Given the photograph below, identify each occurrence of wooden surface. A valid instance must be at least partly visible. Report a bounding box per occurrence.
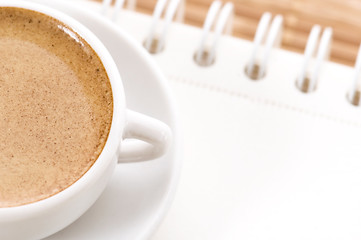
[101,0,361,66]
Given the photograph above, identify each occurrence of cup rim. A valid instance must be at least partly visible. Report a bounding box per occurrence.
[0,0,125,217]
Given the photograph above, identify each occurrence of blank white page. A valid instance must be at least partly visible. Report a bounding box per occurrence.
[86,3,361,239]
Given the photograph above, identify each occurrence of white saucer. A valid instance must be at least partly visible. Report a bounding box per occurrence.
[24,1,182,239]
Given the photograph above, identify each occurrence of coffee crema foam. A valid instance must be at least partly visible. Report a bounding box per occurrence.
[0,7,113,207]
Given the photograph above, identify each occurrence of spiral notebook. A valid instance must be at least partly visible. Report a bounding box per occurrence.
[85,0,361,239]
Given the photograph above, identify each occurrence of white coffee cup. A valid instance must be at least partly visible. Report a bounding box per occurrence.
[0,1,171,240]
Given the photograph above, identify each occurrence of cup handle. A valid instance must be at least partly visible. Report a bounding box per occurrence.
[117,110,172,163]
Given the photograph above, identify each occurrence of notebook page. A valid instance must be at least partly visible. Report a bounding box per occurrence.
[86,3,361,239]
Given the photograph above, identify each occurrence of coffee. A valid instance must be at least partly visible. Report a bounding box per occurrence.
[0,7,113,207]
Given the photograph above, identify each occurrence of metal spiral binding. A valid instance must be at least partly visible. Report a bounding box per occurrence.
[98,1,361,109]
[348,44,361,106]
[245,12,283,80]
[101,0,137,21]
[296,25,333,93]
[194,1,234,66]
[143,0,185,54]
